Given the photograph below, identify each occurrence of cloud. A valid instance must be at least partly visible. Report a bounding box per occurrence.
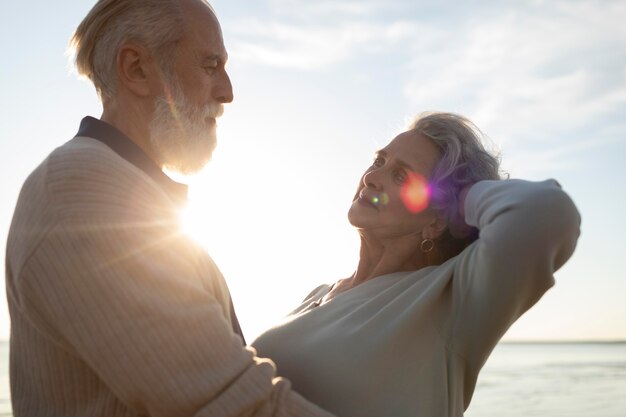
[503,132,624,177]
[402,0,626,151]
[223,0,418,70]
[267,0,402,19]
[223,0,626,174]
[227,18,419,70]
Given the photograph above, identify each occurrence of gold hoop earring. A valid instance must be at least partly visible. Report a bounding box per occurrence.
[420,239,434,253]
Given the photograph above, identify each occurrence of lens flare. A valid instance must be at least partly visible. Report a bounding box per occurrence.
[400,172,430,213]
[371,193,389,206]
[163,84,181,126]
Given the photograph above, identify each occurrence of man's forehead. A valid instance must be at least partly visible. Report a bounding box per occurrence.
[179,0,226,54]
[180,0,220,30]
[180,0,215,14]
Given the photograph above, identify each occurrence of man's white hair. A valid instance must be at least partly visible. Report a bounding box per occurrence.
[149,78,223,174]
[69,0,211,100]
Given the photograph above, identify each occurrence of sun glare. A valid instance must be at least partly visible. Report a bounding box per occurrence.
[180,203,209,247]
[400,172,431,213]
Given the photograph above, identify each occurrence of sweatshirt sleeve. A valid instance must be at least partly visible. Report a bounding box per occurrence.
[448,179,580,367]
[15,151,335,417]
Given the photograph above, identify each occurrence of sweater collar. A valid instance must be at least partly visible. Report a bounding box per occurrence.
[76,116,188,206]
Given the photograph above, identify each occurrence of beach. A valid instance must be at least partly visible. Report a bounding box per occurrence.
[1,341,625,416]
[0,341,9,417]
[465,342,626,417]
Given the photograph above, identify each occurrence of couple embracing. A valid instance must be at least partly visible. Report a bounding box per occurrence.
[5,1,580,416]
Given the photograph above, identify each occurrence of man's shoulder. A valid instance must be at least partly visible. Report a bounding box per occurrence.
[48,136,133,175]
[42,136,155,191]
[22,136,166,213]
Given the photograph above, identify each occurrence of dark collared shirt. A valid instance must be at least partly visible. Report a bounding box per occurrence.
[75,116,245,343]
[76,116,188,206]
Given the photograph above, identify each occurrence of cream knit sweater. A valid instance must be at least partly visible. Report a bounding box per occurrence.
[6,137,334,417]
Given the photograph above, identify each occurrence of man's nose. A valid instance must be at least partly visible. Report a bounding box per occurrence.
[214,69,233,103]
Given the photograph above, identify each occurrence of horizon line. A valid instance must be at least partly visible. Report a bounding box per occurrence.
[0,338,625,344]
[500,339,626,344]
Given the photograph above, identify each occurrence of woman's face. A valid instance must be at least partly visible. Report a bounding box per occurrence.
[348,130,442,239]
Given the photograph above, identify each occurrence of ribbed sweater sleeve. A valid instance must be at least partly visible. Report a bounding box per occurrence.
[6,139,334,417]
[448,179,581,372]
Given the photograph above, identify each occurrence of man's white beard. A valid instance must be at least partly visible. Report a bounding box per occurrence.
[149,79,223,175]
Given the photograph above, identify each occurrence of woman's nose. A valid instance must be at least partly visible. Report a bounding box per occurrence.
[363,168,382,190]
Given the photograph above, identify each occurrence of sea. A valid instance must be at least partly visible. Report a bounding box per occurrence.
[1,341,625,416]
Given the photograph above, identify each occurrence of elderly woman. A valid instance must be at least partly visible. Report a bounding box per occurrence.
[252,112,581,417]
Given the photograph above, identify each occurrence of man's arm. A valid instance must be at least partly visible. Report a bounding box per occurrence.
[16,154,333,417]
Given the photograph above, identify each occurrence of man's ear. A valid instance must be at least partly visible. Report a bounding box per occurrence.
[116,43,158,97]
[422,214,447,240]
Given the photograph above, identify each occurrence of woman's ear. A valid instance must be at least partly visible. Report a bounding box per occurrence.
[116,43,158,97]
[422,214,446,240]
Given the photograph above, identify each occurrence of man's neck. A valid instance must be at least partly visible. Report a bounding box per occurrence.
[101,99,160,169]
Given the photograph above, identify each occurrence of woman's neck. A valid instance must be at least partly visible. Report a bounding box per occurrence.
[349,231,431,289]
[355,245,421,282]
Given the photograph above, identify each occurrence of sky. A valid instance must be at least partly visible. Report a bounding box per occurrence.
[1,0,625,342]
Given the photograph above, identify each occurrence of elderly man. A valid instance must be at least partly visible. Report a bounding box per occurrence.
[5,0,334,416]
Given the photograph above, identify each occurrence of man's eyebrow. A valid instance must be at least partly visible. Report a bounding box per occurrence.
[200,53,228,64]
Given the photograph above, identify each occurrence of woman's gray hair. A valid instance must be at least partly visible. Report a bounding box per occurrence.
[69,0,193,100]
[408,111,503,262]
